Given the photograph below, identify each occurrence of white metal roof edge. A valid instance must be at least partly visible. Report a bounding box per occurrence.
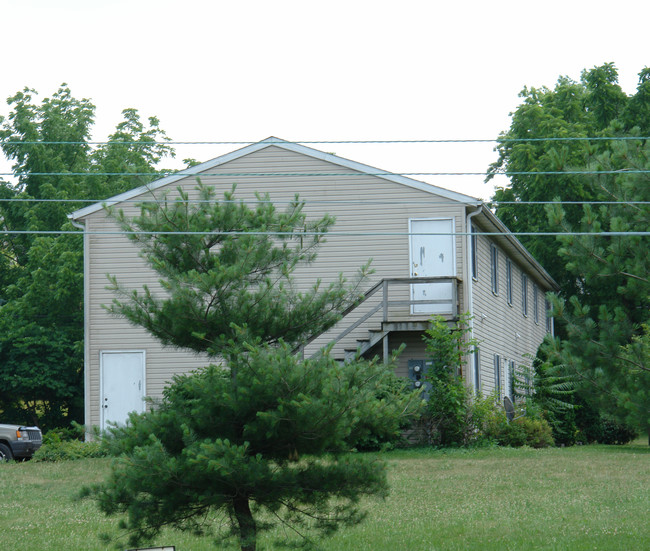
[69,136,479,220]
[269,139,480,204]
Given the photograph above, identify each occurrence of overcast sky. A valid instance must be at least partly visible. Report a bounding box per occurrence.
[1,0,648,200]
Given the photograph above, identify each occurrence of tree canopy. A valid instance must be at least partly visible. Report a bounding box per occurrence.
[544,137,649,438]
[488,63,650,439]
[488,63,650,298]
[0,85,174,428]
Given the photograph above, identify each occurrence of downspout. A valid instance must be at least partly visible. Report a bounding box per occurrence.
[70,218,90,439]
[466,205,483,391]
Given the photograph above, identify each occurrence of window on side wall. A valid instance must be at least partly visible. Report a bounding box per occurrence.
[490,244,499,295]
[545,299,553,334]
[524,363,532,396]
[506,258,513,306]
[509,359,516,398]
[471,225,478,280]
[534,285,539,324]
[494,354,501,398]
[521,273,528,317]
[473,347,481,394]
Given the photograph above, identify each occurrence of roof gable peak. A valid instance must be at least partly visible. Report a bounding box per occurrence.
[70,136,479,220]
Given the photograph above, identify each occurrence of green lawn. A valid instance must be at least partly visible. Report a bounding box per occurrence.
[1,444,648,550]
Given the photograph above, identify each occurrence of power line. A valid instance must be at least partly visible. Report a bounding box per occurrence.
[1,198,649,206]
[2,170,649,177]
[1,229,648,237]
[1,137,649,145]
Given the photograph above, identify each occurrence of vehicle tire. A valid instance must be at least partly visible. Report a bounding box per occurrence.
[0,443,13,462]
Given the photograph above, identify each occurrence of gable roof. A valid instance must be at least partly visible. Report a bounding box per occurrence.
[68,136,557,291]
[69,136,479,220]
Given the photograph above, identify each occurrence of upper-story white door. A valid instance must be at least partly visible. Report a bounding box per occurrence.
[409,218,455,314]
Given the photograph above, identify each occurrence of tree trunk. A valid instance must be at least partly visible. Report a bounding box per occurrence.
[233,495,256,551]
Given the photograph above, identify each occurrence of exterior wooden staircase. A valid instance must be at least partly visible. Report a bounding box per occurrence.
[304,276,461,362]
[345,321,432,361]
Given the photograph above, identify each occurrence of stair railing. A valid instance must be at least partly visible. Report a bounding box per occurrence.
[304,276,459,356]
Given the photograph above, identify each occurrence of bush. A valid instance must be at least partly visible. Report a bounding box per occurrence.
[422,376,472,447]
[482,408,555,448]
[418,316,555,449]
[354,372,422,451]
[517,417,555,448]
[33,439,108,462]
[595,418,638,445]
[419,314,480,447]
[32,424,109,462]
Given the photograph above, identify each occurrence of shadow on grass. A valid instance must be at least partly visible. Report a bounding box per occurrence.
[371,441,650,460]
[603,444,650,455]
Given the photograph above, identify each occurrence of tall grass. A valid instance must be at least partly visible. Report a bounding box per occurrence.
[0,444,648,550]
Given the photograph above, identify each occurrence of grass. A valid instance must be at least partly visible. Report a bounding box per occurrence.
[0,444,648,550]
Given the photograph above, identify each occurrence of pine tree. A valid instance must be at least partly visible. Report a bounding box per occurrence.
[85,183,421,551]
[544,137,650,441]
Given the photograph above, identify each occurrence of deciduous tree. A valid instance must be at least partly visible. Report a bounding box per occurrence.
[487,64,650,439]
[0,85,173,427]
[488,63,650,299]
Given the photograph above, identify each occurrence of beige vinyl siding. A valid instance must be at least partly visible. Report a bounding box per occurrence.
[361,331,430,378]
[83,214,210,428]
[80,146,467,425]
[470,228,550,396]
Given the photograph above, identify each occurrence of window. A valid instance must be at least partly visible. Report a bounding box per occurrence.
[473,347,481,393]
[494,354,501,398]
[508,360,516,398]
[506,259,513,305]
[490,244,499,295]
[545,299,553,334]
[471,225,478,280]
[521,273,528,316]
[533,285,539,324]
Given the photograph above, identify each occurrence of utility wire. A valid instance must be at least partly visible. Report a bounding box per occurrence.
[2,170,649,177]
[1,230,648,237]
[2,137,649,145]
[0,198,649,206]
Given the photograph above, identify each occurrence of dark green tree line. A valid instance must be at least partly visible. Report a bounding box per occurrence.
[544,137,649,440]
[488,63,650,439]
[488,63,650,298]
[0,85,174,428]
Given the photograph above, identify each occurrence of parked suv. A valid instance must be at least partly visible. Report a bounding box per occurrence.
[0,423,43,461]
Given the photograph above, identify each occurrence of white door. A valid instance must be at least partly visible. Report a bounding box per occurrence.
[409,219,455,314]
[101,351,145,430]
